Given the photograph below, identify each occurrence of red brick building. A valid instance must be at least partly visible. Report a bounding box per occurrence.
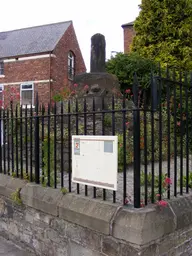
[121,21,135,53]
[0,20,86,106]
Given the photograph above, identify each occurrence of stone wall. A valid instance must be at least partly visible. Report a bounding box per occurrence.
[0,174,192,255]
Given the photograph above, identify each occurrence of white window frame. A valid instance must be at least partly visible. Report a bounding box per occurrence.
[68,51,75,80]
[20,82,34,108]
[0,84,4,96]
[0,84,4,109]
[0,61,4,76]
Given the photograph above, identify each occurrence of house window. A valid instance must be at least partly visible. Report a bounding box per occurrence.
[68,51,75,80]
[0,62,4,75]
[0,84,4,102]
[20,83,34,106]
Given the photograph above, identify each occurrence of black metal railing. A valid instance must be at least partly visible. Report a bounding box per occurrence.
[0,68,192,208]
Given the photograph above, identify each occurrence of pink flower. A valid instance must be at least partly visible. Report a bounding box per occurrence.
[125,89,131,94]
[124,198,129,205]
[71,90,76,95]
[16,93,20,100]
[74,83,78,87]
[165,177,172,185]
[156,194,160,198]
[178,103,181,108]
[84,85,89,91]
[126,122,130,126]
[177,121,181,126]
[157,200,168,207]
[11,87,16,92]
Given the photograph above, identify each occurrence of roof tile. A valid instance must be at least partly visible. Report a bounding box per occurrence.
[0,20,72,59]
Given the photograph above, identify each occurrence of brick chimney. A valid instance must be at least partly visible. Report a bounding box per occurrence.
[122,21,135,53]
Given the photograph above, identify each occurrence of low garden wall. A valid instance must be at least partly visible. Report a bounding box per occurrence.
[0,174,192,255]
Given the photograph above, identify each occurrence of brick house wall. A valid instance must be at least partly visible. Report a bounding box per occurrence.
[122,23,136,53]
[51,23,86,98]
[0,21,86,107]
[0,56,51,106]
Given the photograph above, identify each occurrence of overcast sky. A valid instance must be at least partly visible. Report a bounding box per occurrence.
[0,0,141,71]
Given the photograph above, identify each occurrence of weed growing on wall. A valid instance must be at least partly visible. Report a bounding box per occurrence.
[11,188,22,205]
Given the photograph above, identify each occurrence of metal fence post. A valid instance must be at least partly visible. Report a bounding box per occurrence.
[151,76,158,111]
[34,94,40,184]
[133,73,141,208]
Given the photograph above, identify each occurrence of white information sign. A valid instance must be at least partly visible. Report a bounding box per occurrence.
[72,136,118,190]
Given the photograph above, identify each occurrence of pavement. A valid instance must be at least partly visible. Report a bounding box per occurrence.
[0,237,34,256]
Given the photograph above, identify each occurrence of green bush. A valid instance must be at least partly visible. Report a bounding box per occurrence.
[117,107,175,171]
[140,172,171,205]
[140,171,167,188]
[179,172,192,189]
[41,134,55,187]
[132,0,192,71]
[106,52,157,92]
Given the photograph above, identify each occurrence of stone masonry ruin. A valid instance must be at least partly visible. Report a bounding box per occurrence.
[73,33,121,110]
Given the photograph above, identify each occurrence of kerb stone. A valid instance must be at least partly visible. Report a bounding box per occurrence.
[20,183,57,215]
[20,184,47,211]
[168,195,192,230]
[0,174,10,197]
[58,194,118,235]
[113,206,175,245]
[41,188,63,216]
[21,184,63,216]
[0,174,27,198]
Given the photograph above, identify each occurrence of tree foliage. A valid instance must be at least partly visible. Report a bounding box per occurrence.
[106,52,157,92]
[132,0,192,71]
